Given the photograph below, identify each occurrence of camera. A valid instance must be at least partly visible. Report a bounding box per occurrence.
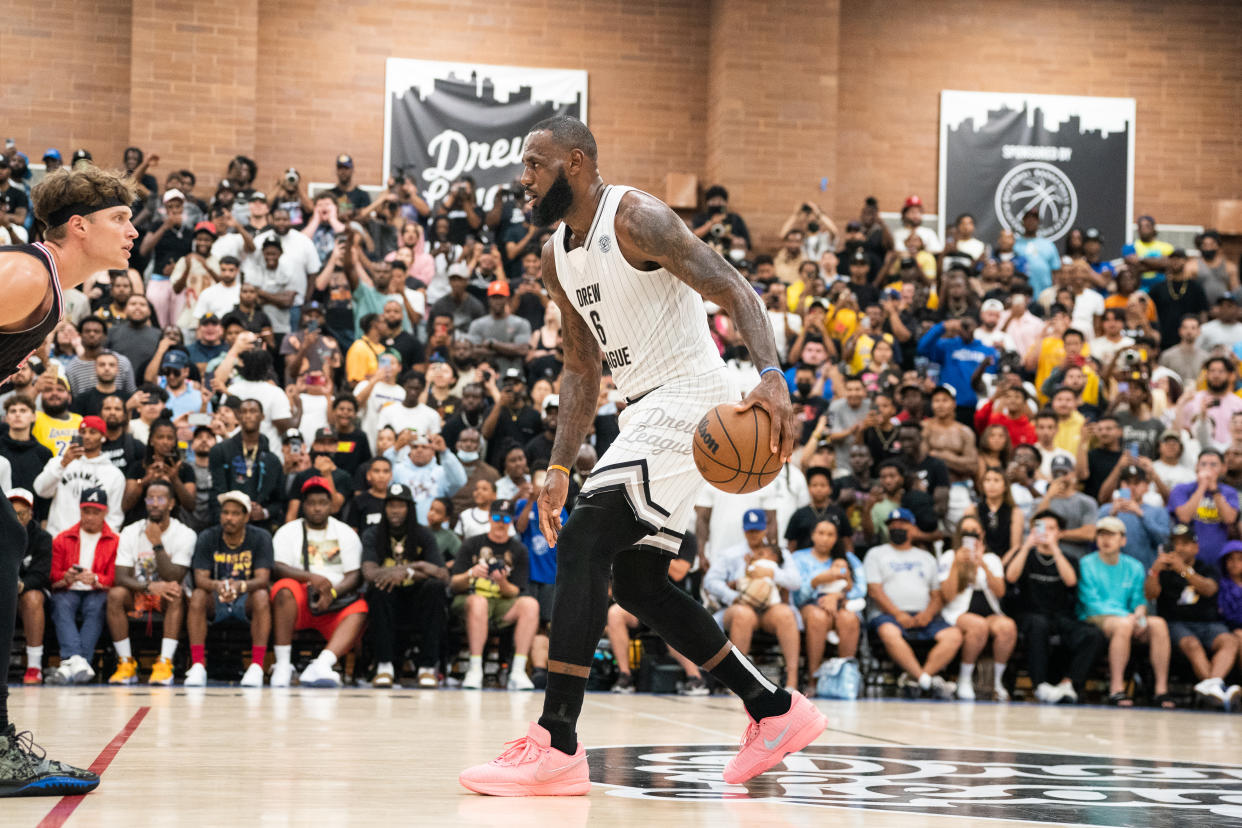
[284,168,299,187]
[1117,348,1142,370]
[487,560,506,577]
[802,203,813,213]
[709,223,726,238]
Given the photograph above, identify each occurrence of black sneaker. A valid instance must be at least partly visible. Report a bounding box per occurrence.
[679,676,710,696]
[0,724,100,797]
[611,673,636,694]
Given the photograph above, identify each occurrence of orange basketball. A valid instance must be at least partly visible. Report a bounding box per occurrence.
[693,403,782,494]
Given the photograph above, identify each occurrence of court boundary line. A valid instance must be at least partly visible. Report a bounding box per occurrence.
[37,705,150,828]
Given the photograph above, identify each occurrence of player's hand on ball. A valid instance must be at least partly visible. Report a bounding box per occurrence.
[538,468,569,547]
[736,371,796,463]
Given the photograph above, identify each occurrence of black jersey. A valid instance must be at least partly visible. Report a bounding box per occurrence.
[0,243,64,383]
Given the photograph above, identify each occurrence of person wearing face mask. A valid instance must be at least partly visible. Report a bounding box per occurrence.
[1187,230,1239,307]
[865,508,963,699]
[450,428,500,517]
[690,185,751,257]
[285,427,353,523]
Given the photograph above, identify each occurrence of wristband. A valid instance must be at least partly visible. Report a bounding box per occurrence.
[548,464,570,476]
[759,366,783,380]
[329,587,338,599]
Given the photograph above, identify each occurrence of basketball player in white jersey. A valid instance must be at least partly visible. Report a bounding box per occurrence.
[460,116,826,796]
[0,165,136,797]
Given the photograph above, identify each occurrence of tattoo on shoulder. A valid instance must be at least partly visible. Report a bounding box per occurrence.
[615,192,742,299]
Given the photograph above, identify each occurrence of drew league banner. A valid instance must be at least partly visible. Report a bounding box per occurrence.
[383,58,587,211]
[938,91,1135,252]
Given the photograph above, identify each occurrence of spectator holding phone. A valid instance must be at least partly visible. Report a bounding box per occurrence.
[35,416,126,537]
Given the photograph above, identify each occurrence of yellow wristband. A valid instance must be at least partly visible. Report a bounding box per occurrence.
[329,587,337,599]
[548,464,571,476]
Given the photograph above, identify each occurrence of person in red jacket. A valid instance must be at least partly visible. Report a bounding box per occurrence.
[974,380,1036,447]
[46,488,118,686]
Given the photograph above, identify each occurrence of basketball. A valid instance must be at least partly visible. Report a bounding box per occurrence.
[693,402,782,494]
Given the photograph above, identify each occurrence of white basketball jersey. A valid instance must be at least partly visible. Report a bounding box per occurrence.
[551,185,723,399]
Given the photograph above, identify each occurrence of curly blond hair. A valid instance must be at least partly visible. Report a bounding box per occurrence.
[32,167,136,241]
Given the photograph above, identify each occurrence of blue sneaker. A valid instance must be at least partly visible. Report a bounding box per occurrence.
[0,724,100,797]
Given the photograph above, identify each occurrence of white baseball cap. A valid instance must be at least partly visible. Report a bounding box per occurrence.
[7,488,34,508]
[217,490,252,512]
[163,188,186,204]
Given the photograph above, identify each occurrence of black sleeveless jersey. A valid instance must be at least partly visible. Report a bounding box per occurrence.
[0,243,65,383]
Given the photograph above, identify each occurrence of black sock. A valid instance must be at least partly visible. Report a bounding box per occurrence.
[709,646,791,721]
[538,672,588,755]
[0,687,7,732]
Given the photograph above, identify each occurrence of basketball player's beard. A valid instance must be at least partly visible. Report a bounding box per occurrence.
[531,170,574,226]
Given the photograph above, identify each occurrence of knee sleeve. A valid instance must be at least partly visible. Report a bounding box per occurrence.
[610,546,727,666]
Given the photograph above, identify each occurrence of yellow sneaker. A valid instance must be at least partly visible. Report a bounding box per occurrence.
[148,657,175,686]
[109,657,138,685]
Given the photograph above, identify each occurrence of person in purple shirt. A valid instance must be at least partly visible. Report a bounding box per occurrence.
[1167,449,1240,572]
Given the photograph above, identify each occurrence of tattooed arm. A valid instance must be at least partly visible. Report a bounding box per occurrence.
[613,190,797,460]
[536,237,602,545]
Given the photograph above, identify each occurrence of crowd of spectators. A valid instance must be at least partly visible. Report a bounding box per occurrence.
[4,142,1242,707]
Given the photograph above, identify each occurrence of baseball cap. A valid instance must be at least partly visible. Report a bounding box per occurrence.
[487,280,511,297]
[1050,455,1075,475]
[193,221,217,238]
[198,312,221,326]
[502,367,523,384]
[300,476,333,497]
[217,490,252,512]
[71,148,92,164]
[490,499,515,518]
[742,509,767,531]
[981,298,1005,314]
[162,188,186,204]
[407,429,431,446]
[1084,227,1102,242]
[850,248,868,264]
[1218,290,1240,305]
[902,195,923,210]
[1169,247,1188,259]
[384,483,414,504]
[261,237,282,251]
[1221,540,1242,559]
[931,384,957,400]
[542,394,560,414]
[161,350,189,371]
[79,415,106,434]
[336,153,354,168]
[1119,464,1147,482]
[447,263,469,280]
[1159,429,1182,442]
[248,191,267,202]
[7,488,34,508]
[313,426,336,443]
[845,221,863,232]
[42,149,61,162]
[80,487,108,510]
[886,507,916,525]
[1171,523,1197,543]
[282,428,303,445]
[1096,516,1127,536]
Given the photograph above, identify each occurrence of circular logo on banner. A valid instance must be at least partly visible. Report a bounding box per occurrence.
[994,161,1078,242]
[587,744,1242,825]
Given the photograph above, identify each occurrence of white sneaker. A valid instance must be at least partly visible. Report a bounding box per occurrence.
[184,663,208,687]
[1224,684,1242,711]
[239,662,265,688]
[994,685,1010,702]
[1055,682,1078,704]
[507,668,534,691]
[461,665,484,690]
[826,630,840,646]
[299,660,341,688]
[416,667,438,688]
[956,680,976,701]
[270,662,294,688]
[1034,682,1059,703]
[930,676,957,700]
[45,662,75,686]
[1194,677,1227,708]
[70,655,95,684]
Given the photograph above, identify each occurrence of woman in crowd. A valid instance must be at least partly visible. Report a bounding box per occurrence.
[938,514,1016,700]
[526,300,563,385]
[791,517,865,697]
[977,425,1013,488]
[123,418,197,519]
[970,467,1024,559]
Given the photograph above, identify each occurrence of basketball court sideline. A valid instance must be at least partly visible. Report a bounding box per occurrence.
[6,687,1241,827]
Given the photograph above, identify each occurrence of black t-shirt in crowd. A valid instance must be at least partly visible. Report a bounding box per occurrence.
[70,388,112,417]
[1156,559,1220,623]
[361,521,443,570]
[524,431,555,469]
[908,455,950,497]
[1017,548,1079,617]
[1115,413,1164,460]
[345,490,385,535]
[486,405,543,467]
[124,459,197,524]
[0,184,30,215]
[451,534,530,595]
[791,394,829,444]
[191,524,275,582]
[331,429,372,477]
[102,433,145,480]
[784,503,849,551]
[1084,447,1122,500]
[1149,279,1209,349]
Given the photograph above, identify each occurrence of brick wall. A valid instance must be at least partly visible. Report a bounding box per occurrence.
[836,0,1242,235]
[2,0,1239,248]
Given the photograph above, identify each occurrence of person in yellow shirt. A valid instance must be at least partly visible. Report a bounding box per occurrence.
[1122,215,1175,289]
[32,373,83,455]
[344,313,390,384]
[1050,386,1085,453]
[786,260,822,314]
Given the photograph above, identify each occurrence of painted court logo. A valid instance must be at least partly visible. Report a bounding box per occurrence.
[994,160,1078,242]
[586,744,1242,827]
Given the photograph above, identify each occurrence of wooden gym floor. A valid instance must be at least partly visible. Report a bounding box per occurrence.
[6,685,1242,827]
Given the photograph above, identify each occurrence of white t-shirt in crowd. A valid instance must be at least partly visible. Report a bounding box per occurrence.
[227,378,292,448]
[893,226,943,255]
[695,475,784,562]
[272,517,362,584]
[1069,290,1104,338]
[193,281,242,320]
[936,548,1004,625]
[358,380,407,446]
[72,530,102,591]
[1088,335,1134,368]
[297,393,329,445]
[116,519,196,584]
[377,403,442,440]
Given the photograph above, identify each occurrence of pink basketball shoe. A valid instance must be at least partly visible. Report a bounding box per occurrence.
[722,691,827,785]
[459,722,591,796]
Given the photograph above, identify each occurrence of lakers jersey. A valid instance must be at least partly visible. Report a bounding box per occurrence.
[551,186,723,400]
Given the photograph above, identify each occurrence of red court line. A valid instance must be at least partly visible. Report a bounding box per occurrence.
[37,705,150,828]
